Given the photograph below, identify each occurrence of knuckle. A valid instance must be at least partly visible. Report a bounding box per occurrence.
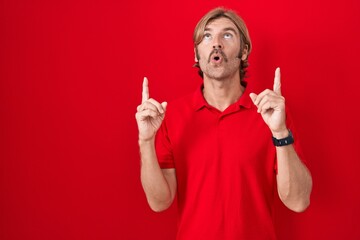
[148,98,159,105]
[143,101,153,108]
[135,112,142,120]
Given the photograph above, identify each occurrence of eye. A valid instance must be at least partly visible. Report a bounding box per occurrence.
[203,33,212,40]
[224,33,233,39]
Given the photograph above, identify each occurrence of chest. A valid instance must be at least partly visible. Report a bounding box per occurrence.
[167,108,275,173]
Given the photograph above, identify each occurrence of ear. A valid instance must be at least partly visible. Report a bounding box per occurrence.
[194,47,199,62]
[241,45,248,61]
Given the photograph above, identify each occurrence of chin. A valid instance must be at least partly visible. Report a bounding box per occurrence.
[202,64,239,80]
[205,71,233,80]
[203,68,224,79]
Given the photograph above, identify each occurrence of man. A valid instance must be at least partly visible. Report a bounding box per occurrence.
[135,7,312,240]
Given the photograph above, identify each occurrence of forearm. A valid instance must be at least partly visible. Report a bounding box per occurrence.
[276,144,312,212]
[139,139,174,212]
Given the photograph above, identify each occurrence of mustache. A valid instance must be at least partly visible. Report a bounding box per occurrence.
[207,49,228,63]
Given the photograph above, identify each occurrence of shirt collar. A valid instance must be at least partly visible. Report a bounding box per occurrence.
[192,83,253,111]
[193,85,208,111]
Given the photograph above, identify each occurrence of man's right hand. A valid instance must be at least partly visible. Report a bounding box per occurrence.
[135,77,167,142]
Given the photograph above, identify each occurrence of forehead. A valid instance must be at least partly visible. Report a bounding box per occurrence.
[205,17,239,33]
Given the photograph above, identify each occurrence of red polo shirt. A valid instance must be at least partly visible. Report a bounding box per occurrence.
[155,85,300,240]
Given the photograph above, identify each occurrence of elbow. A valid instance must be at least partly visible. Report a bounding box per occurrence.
[142,185,176,212]
[148,199,172,212]
[299,198,311,212]
[150,205,169,213]
[279,191,311,213]
[288,198,310,213]
[147,192,174,212]
[278,175,313,213]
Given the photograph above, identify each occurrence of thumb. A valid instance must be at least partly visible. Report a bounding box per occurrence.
[249,93,257,103]
[161,102,168,112]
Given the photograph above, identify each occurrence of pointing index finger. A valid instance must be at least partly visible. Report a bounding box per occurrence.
[273,67,282,95]
[142,77,149,103]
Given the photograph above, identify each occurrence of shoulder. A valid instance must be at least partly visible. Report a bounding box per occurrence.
[166,91,197,115]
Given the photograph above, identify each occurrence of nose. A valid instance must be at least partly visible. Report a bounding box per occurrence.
[212,35,223,50]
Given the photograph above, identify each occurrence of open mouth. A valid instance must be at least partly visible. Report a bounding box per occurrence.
[211,54,222,63]
[208,49,227,64]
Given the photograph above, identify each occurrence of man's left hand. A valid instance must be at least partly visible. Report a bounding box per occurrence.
[250,67,288,138]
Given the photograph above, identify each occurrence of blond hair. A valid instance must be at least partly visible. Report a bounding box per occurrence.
[193,7,252,82]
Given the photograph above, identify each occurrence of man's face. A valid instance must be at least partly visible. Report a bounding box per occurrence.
[196,17,244,80]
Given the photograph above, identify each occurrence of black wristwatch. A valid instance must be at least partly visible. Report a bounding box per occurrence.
[272,130,294,146]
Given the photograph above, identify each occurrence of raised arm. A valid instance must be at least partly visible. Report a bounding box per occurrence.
[249,68,312,212]
[135,77,177,212]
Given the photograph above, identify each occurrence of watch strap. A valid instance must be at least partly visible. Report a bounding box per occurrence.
[272,130,294,146]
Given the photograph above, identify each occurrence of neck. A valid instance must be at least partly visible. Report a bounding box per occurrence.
[203,76,244,112]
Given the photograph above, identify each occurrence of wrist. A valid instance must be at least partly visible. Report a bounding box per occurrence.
[138,137,155,146]
[271,128,289,139]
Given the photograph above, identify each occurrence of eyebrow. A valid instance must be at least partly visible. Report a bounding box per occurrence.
[204,27,238,35]
[223,27,238,35]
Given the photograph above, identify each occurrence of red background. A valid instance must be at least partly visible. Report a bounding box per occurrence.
[1,0,360,239]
